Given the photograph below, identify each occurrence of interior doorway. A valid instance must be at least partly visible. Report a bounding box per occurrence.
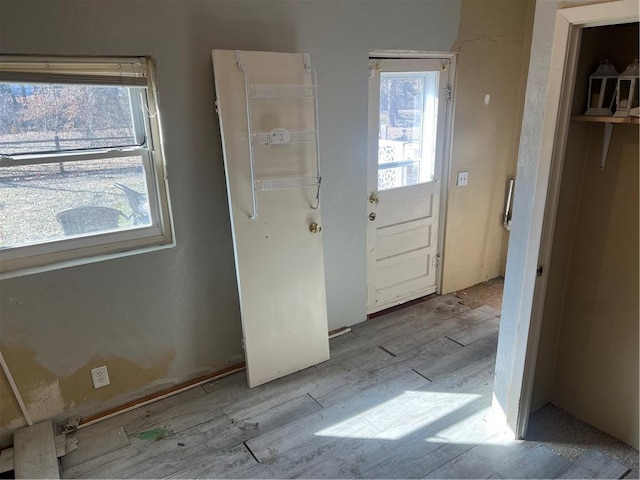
[366,55,455,315]
[494,0,639,440]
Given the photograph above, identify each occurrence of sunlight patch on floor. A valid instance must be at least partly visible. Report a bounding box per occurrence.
[314,391,482,441]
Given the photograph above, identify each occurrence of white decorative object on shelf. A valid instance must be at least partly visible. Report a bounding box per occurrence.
[614,59,639,117]
[585,60,619,116]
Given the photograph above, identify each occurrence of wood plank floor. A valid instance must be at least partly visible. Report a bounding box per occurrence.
[60,294,632,479]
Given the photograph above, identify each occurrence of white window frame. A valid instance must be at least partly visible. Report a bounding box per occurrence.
[0,56,174,278]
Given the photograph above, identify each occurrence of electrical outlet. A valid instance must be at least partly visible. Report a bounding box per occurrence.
[91,365,110,389]
[457,171,469,186]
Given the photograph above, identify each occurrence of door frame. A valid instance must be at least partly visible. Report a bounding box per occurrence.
[495,0,639,438]
[368,51,457,297]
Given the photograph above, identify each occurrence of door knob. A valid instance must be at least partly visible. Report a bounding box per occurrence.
[369,212,376,221]
[309,222,321,234]
[369,192,380,204]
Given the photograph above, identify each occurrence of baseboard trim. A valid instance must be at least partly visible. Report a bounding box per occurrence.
[78,362,246,429]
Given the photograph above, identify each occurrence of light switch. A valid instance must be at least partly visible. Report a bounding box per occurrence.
[457,171,468,186]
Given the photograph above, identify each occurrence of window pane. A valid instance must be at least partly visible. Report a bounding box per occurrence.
[0,156,151,248]
[378,71,439,191]
[0,83,143,155]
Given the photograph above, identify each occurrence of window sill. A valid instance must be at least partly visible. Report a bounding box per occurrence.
[0,235,175,279]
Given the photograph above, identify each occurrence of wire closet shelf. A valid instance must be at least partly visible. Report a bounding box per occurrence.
[236,51,321,220]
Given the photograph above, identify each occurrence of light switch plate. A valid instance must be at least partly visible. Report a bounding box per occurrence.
[457,171,468,186]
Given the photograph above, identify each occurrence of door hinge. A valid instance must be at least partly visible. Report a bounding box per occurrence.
[537,265,544,277]
[433,253,442,269]
[446,85,452,102]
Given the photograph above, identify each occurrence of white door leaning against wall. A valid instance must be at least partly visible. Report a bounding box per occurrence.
[212,50,329,388]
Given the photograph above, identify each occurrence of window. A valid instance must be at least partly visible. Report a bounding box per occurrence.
[377,71,439,190]
[0,56,173,277]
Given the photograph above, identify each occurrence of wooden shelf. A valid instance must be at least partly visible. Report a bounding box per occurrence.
[572,115,640,124]
[571,115,638,170]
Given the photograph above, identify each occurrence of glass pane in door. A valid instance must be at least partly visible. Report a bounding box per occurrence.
[377,71,439,190]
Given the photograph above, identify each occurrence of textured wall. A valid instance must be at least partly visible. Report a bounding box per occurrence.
[443,0,534,293]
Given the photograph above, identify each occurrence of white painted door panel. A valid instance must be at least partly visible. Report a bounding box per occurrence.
[212,50,329,388]
[367,58,450,314]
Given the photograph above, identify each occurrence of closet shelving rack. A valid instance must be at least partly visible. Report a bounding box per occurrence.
[236,52,321,219]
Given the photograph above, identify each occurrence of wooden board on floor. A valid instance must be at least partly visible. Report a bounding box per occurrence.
[13,420,60,479]
[0,448,14,474]
[65,413,247,479]
[556,449,630,479]
[61,425,130,470]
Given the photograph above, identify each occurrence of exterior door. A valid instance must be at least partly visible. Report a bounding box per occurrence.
[366,57,451,314]
[212,50,329,388]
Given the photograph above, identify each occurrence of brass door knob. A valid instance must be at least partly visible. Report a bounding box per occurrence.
[369,192,379,204]
[309,222,321,234]
[369,212,376,221]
